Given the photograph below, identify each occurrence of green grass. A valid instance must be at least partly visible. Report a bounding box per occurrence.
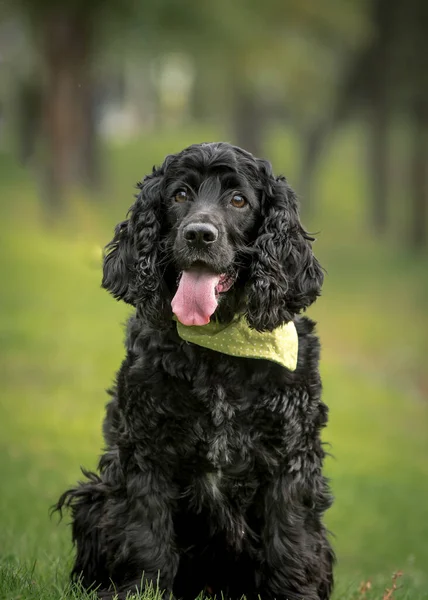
[1,125,428,599]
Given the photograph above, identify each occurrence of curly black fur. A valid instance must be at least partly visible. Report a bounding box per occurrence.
[55,142,334,600]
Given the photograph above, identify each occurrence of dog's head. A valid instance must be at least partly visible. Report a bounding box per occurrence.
[102,142,323,331]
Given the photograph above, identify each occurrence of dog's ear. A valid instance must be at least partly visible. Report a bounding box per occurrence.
[245,160,324,332]
[102,218,135,304]
[102,165,171,325]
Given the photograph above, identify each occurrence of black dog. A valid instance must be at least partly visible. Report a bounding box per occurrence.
[56,142,334,600]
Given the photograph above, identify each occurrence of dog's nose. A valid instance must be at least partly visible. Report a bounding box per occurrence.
[183,223,219,247]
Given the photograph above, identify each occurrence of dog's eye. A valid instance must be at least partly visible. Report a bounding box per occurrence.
[231,194,247,208]
[174,190,188,203]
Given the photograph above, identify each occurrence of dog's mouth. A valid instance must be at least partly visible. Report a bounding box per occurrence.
[171,266,234,326]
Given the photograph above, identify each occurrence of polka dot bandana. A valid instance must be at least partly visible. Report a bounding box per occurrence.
[175,315,298,371]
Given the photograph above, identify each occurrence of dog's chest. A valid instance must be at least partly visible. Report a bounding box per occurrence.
[150,347,296,476]
[190,384,267,514]
[204,387,240,467]
[205,469,224,498]
[192,378,288,477]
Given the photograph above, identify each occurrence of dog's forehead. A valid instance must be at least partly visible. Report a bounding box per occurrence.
[165,143,259,185]
[177,144,237,170]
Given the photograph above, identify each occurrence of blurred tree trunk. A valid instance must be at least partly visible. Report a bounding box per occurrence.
[41,11,96,211]
[366,0,394,236]
[298,121,329,217]
[17,79,42,165]
[190,62,210,122]
[333,0,394,235]
[79,81,99,189]
[367,76,389,235]
[232,80,264,157]
[407,0,428,249]
[410,101,428,249]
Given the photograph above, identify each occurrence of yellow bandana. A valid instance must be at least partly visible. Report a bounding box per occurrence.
[175,315,298,371]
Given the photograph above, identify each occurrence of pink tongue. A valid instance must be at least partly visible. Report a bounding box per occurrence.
[171,270,221,326]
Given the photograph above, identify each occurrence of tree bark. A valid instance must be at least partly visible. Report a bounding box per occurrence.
[41,10,96,212]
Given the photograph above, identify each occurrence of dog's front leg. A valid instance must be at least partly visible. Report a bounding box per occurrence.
[258,471,334,600]
[101,465,179,599]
